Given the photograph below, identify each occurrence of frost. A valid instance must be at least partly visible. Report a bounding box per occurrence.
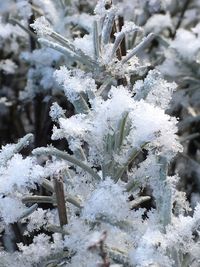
[129,228,173,267]
[16,1,32,19]
[115,21,142,37]
[20,48,62,100]
[94,0,112,16]
[0,197,26,224]
[133,70,177,109]
[41,159,70,178]
[0,144,17,166]
[129,153,160,187]
[128,101,181,158]
[18,233,63,265]
[52,114,88,144]
[74,34,94,57]
[166,204,200,252]
[30,16,53,36]
[0,19,24,40]
[49,102,66,122]
[1,0,200,266]
[192,22,200,36]
[24,208,52,233]
[64,229,100,267]
[54,66,97,102]
[87,86,181,164]
[0,154,42,195]
[50,83,179,165]
[0,97,12,107]
[83,178,129,222]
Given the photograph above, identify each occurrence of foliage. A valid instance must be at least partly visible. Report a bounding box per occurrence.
[1,1,200,267]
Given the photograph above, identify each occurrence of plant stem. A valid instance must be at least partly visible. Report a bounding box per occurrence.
[54,174,68,227]
[22,196,54,204]
[32,147,102,181]
[121,33,155,64]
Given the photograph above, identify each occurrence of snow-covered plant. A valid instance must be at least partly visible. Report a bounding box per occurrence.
[1,1,200,267]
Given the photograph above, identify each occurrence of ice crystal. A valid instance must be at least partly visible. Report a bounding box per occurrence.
[54,66,97,102]
[0,154,42,195]
[74,34,94,57]
[50,102,66,122]
[83,178,129,222]
[30,16,53,36]
[0,197,26,224]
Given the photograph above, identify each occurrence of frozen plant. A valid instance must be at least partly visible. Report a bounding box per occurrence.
[1,1,200,267]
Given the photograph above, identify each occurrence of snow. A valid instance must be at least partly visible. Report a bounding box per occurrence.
[55,114,88,143]
[133,69,177,109]
[30,16,53,36]
[18,233,63,265]
[54,66,97,102]
[0,144,17,166]
[87,86,181,165]
[49,102,66,122]
[115,21,141,37]
[24,208,52,233]
[74,34,94,57]
[1,0,200,266]
[94,0,111,16]
[0,197,27,224]
[82,178,130,222]
[0,154,42,195]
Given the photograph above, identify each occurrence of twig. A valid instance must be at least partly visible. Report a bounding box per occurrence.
[54,173,68,228]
